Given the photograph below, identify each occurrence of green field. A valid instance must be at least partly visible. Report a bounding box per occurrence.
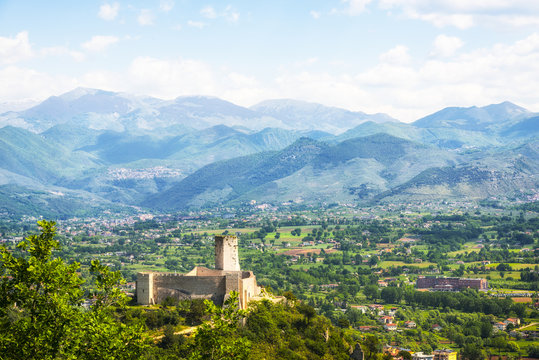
[379,260,436,269]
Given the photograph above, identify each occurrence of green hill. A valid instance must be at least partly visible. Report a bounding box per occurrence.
[143,134,459,210]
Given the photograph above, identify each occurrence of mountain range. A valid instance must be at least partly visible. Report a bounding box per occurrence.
[0,88,537,216]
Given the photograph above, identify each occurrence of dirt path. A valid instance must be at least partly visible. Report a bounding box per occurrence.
[516,322,537,331]
[152,325,198,341]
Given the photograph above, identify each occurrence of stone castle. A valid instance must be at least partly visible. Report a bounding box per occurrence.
[136,235,261,309]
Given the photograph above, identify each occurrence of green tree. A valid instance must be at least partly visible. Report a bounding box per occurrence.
[189,291,250,360]
[0,220,146,360]
[381,286,402,304]
[528,345,539,358]
[362,335,381,360]
[363,285,380,300]
[461,343,484,360]
[398,350,412,360]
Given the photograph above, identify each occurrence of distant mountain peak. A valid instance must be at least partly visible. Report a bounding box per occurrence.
[482,101,528,117]
[413,100,531,131]
[251,98,397,135]
[59,87,104,101]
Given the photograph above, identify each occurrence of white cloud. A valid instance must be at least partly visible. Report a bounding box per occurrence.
[40,46,85,62]
[201,6,217,19]
[0,66,77,102]
[81,35,119,52]
[160,0,174,12]
[431,35,463,57]
[379,0,539,13]
[200,5,240,23]
[0,31,33,65]
[378,0,539,28]
[187,20,206,29]
[5,33,539,123]
[342,0,373,15]
[410,12,474,29]
[310,10,321,19]
[138,9,155,26]
[227,72,258,87]
[498,15,539,27]
[379,45,410,64]
[126,56,216,98]
[266,32,539,121]
[223,6,240,23]
[98,3,119,21]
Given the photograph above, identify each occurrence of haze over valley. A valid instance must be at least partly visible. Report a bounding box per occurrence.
[0,87,537,217]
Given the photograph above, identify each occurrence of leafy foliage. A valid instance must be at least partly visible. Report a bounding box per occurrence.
[188,291,250,360]
[0,220,146,359]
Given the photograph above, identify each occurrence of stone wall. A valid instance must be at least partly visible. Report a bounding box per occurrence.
[137,272,231,305]
[153,273,228,305]
[239,271,259,309]
[136,270,260,308]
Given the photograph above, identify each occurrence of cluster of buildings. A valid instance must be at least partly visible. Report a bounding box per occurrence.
[107,166,182,180]
[416,276,488,291]
[494,318,520,331]
[382,346,457,360]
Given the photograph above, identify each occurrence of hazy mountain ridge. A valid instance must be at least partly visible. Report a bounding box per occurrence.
[413,101,532,132]
[375,140,539,203]
[0,88,537,214]
[143,134,464,210]
[251,99,397,134]
[0,88,396,135]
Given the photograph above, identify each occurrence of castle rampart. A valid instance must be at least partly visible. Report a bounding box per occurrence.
[136,235,260,308]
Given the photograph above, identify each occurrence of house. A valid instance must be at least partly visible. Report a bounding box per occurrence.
[494,322,506,331]
[431,324,443,331]
[350,305,368,313]
[383,345,400,357]
[369,304,385,313]
[412,352,434,360]
[404,320,417,329]
[358,326,374,332]
[433,349,457,360]
[379,315,394,324]
[384,323,397,331]
[505,318,520,326]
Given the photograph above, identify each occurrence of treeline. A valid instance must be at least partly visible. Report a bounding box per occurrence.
[143,296,356,360]
[410,223,482,250]
[403,289,526,317]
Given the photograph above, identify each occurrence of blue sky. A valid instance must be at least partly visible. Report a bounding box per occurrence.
[1,0,539,121]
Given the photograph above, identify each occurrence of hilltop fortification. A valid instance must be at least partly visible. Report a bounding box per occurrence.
[136,235,260,309]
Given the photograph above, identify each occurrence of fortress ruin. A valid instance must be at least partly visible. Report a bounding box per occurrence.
[136,235,261,309]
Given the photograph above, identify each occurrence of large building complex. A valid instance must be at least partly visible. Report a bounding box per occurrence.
[136,235,261,309]
[416,276,488,291]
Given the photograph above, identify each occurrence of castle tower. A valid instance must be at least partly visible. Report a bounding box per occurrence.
[215,235,240,271]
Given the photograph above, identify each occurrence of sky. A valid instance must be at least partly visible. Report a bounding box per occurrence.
[1,1,539,122]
